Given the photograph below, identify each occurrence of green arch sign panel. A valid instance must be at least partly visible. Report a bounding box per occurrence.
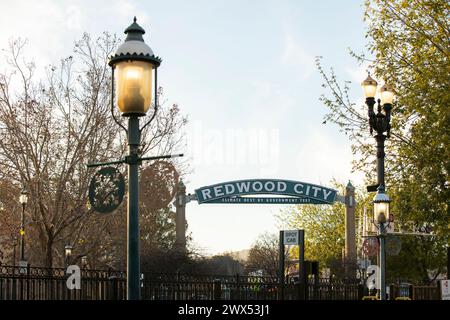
[195,179,337,204]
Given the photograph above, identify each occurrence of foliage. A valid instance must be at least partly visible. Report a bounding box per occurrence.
[386,235,446,283]
[276,181,371,276]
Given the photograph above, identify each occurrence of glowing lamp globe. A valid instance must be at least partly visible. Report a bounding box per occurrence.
[380,84,395,105]
[373,188,390,224]
[361,74,378,99]
[109,17,162,116]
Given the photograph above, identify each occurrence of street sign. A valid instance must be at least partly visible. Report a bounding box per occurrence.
[195,179,337,204]
[88,166,125,214]
[440,280,450,300]
[366,184,380,192]
[283,230,299,245]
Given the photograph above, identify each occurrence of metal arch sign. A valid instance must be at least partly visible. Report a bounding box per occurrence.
[194,179,337,204]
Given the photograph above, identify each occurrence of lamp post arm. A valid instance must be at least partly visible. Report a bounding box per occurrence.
[20,203,25,261]
[86,159,126,168]
[110,66,128,134]
[366,98,376,135]
[379,223,386,300]
[383,103,392,138]
[86,153,183,168]
[140,67,159,132]
[140,153,183,162]
[376,99,382,114]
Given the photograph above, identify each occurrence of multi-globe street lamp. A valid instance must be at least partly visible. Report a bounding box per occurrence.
[108,17,162,300]
[362,74,394,300]
[18,188,28,265]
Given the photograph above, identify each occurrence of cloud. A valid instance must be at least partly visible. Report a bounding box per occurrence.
[113,0,136,19]
[280,31,315,80]
[112,0,150,26]
[66,5,83,30]
[346,62,372,84]
[246,80,296,125]
[294,129,364,186]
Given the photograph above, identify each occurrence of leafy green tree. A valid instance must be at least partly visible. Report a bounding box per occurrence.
[276,181,371,276]
[316,0,449,281]
[278,203,345,271]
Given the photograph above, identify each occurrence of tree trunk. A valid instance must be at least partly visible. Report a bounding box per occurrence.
[45,238,53,268]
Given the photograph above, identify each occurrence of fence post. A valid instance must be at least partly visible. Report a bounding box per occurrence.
[176,272,180,300]
[447,247,450,280]
[357,284,364,300]
[328,275,333,300]
[108,276,118,300]
[313,274,319,300]
[437,281,441,300]
[235,273,240,300]
[389,284,395,300]
[213,279,222,300]
[26,264,30,300]
[279,231,285,301]
[409,284,414,300]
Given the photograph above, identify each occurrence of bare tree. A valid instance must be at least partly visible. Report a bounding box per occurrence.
[246,232,280,277]
[0,33,187,268]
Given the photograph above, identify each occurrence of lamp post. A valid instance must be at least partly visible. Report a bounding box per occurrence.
[373,185,390,300]
[81,255,88,269]
[12,238,17,266]
[65,244,73,267]
[18,188,28,264]
[108,17,162,300]
[361,74,394,300]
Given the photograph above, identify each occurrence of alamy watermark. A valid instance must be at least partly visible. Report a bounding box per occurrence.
[66,265,81,290]
[187,121,280,175]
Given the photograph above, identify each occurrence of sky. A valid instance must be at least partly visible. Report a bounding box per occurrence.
[0,0,371,255]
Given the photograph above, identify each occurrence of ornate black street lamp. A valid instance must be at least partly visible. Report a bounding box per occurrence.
[18,188,28,264]
[108,17,161,301]
[362,74,394,300]
[362,74,394,188]
[87,17,182,300]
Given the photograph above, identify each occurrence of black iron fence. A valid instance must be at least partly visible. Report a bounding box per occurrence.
[0,265,440,300]
[0,265,125,300]
[389,283,440,300]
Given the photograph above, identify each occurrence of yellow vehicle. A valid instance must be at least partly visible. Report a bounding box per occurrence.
[362,295,380,300]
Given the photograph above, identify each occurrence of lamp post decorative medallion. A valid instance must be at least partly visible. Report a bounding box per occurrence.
[385,236,401,256]
[88,166,125,213]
